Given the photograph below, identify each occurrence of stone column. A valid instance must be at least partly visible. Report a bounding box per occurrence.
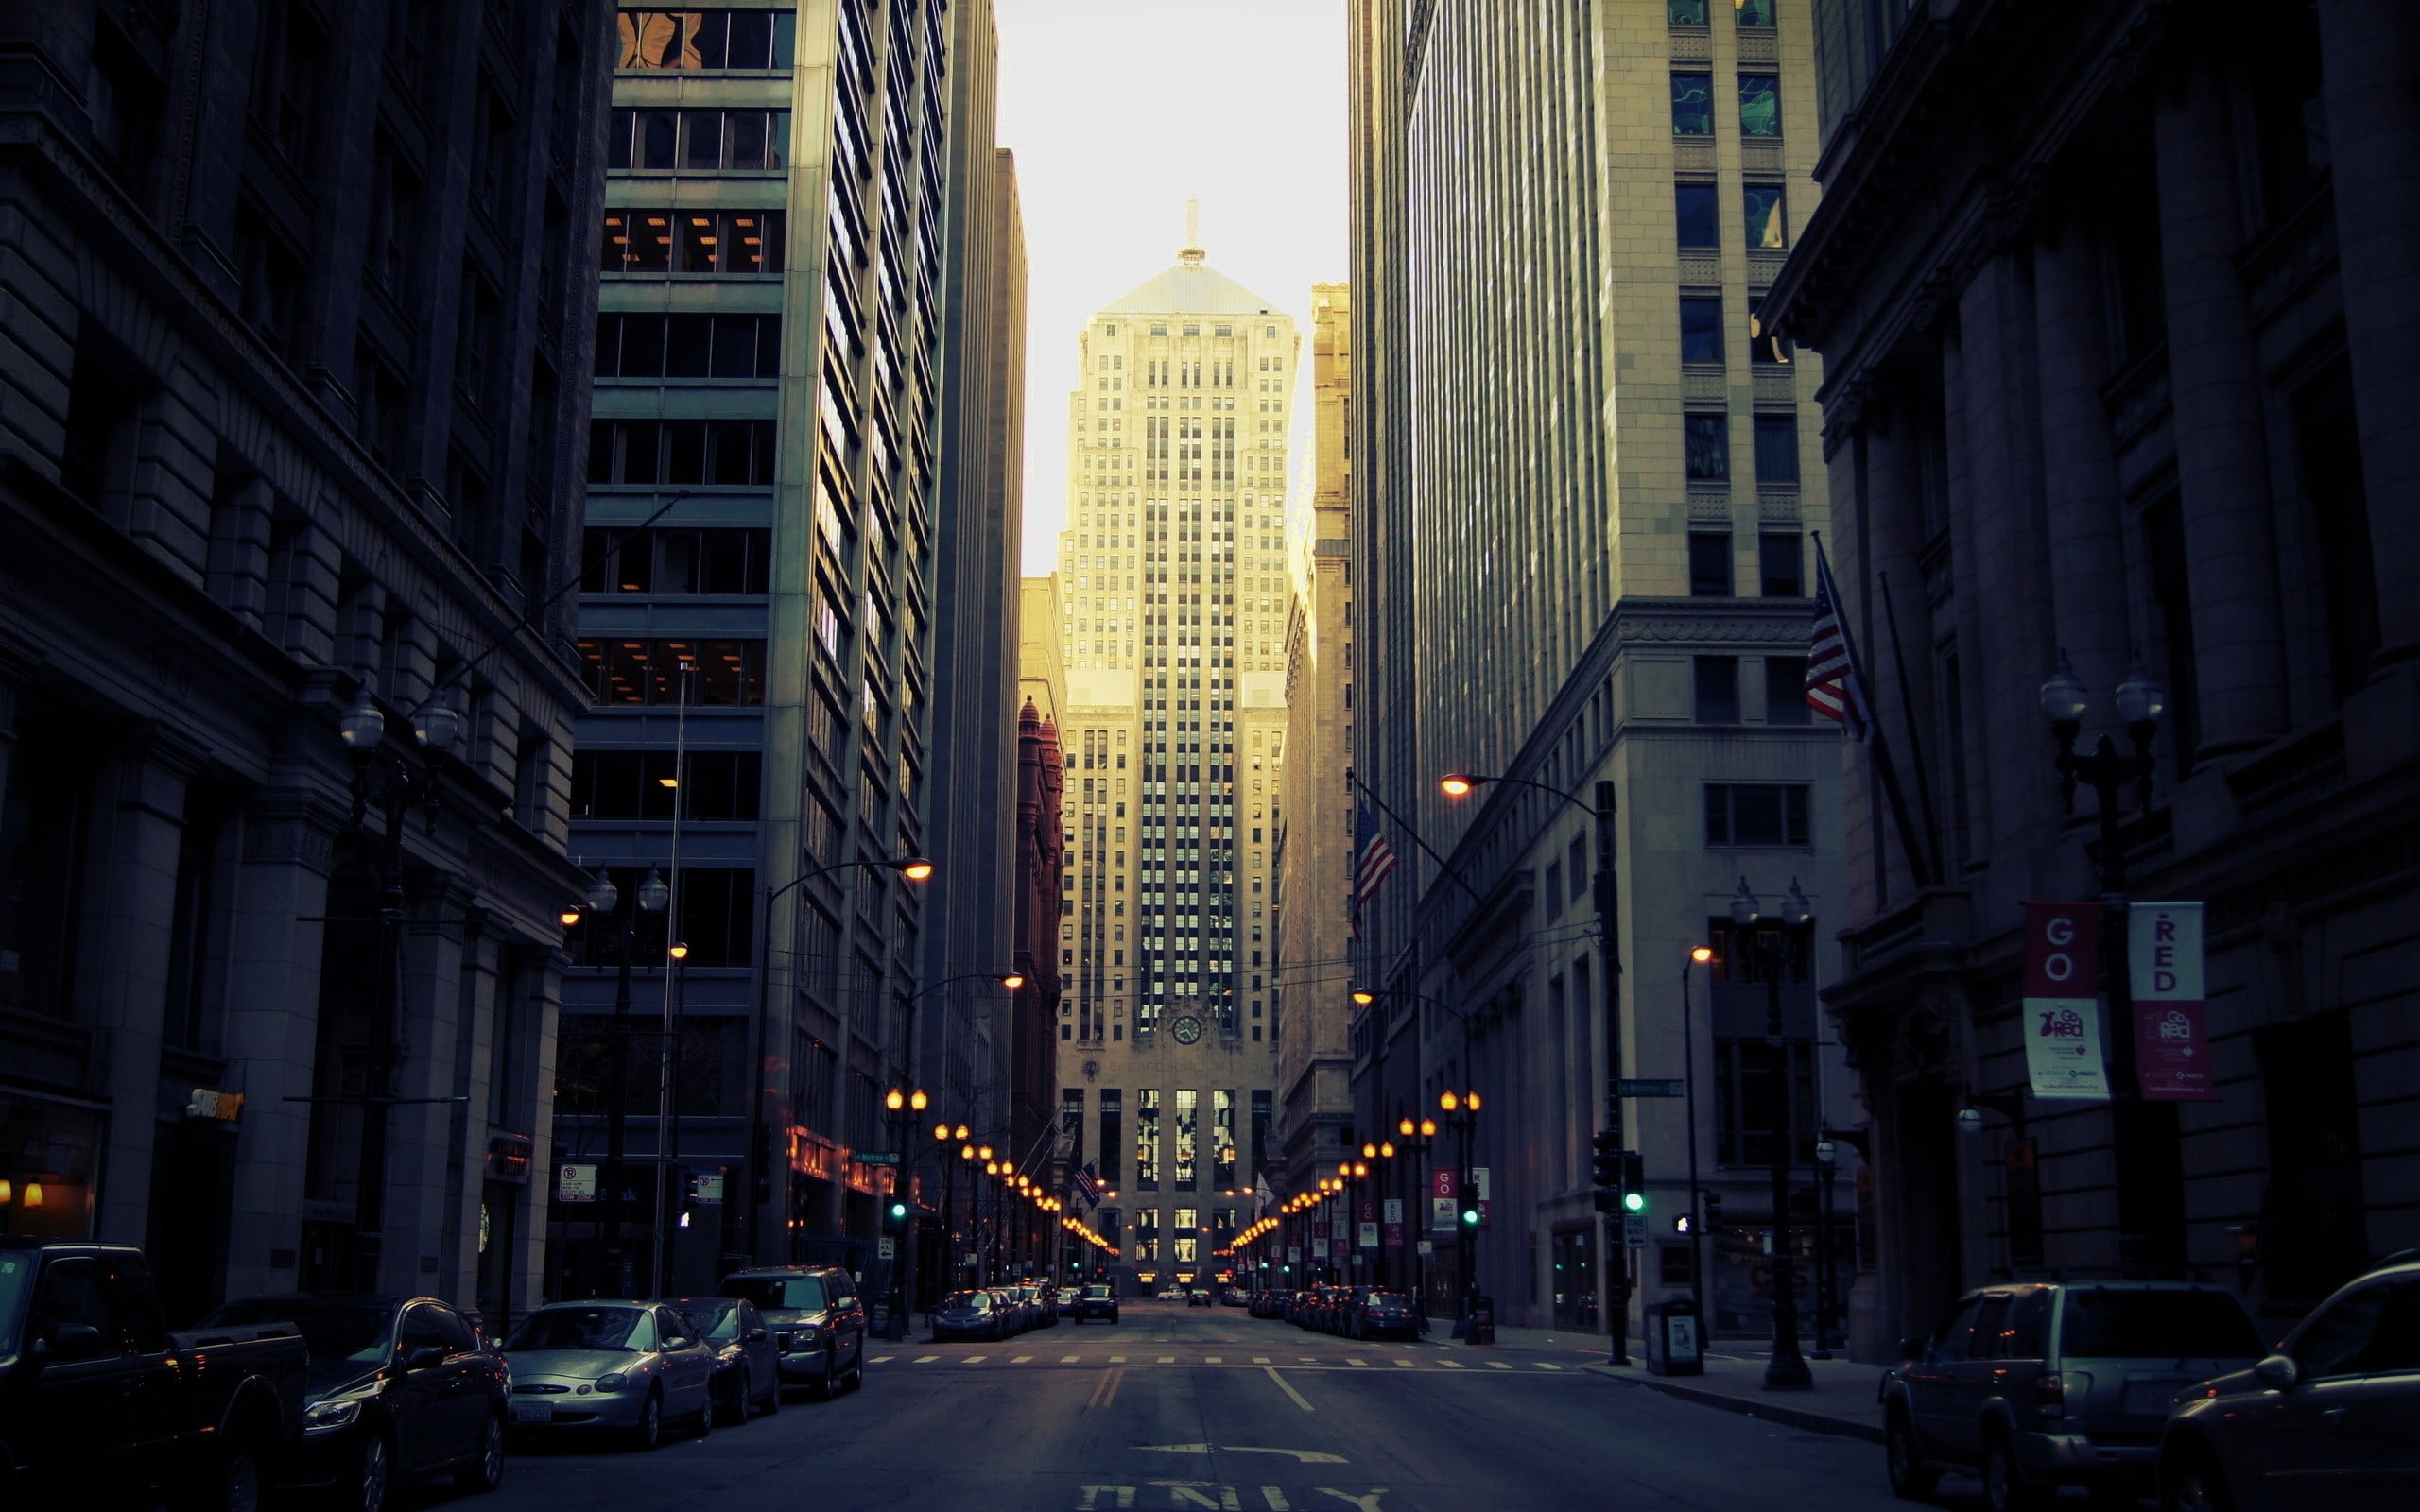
[2154,63,2290,752]
[447,919,502,1316]
[2314,0,2420,666]
[83,726,206,1245]
[221,793,341,1300]
[2030,224,2135,734]
[379,877,474,1297]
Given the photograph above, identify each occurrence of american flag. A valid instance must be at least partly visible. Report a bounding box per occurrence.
[1805,541,1872,741]
[1073,1161,1103,1206]
[1353,802,1398,916]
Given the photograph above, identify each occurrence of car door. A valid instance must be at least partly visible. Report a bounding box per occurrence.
[108,1255,187,1498]
[2298,1279,2420,1503]
[392,1304,455,1474]
[1906,1297,1983,1460]
[653,1307,712,1417]
[735,1300,776,1400]
[427,1303,493,1463]
[20,1257,136,1508]
[1946,1295,2014,1460]
[2226,1280,2387,1504]
[826,1275,863,1365]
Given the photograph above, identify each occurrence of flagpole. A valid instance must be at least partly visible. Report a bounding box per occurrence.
[1345,768,1482,899]
[1877,570,1948,885]
[1813,535,1935,891]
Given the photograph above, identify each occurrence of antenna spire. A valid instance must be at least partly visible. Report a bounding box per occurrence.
[1179,198,1204,264]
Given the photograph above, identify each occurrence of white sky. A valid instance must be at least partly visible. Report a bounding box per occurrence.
[994,0,1348,572]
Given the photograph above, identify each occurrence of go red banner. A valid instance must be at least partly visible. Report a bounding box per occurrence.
[2021,901,2110,1100]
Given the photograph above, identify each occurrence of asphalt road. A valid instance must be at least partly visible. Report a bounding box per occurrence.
[458,1302,1975,1512]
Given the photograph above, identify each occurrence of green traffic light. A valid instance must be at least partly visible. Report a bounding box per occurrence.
[1461,1208,1479,1226]
[888,1201,908,1219]
[1623,1191,1646,1213]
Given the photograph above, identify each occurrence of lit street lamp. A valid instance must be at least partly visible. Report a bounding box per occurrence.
[1437,1088,1482,1332]
[1730,876,1814,1391]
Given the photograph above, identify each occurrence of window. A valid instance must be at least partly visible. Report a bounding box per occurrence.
[1704,783,1812,847]
[251,0,325,169]
[1688,532,1733,597]
[1671,73,1714,135]
[1739,75,1782,137]
[1675,182,1719,249]
[605,209,785,275]
[616,9,797,70]
[1135,1090,1160,1190]
[1744,184,1786,249]
[595,314,781,378]
[1758,531,1803,595]
[609,110,791,172]
[1174,1090,1198,1190]
[1714,1037,1816,1165]
[1749,299,1794,365]
[1685,414,1730,483]
[570,749,764,820]
[1098,1091,1123,1184]
[1765,658,1812,725]
[1668,0,1710,22]
[1695,657,1739,725]
[587,420,778,486]
[1737,0,1776,26]
[1680,297,1724,365]
[1754,416,1800,488]
[575,639,767,705]
[581,527,772,595]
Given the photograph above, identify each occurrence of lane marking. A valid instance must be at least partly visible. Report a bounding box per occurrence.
[1086,1366,1127,1410]
[871,1355,893,1364]
[1438,1360,1465,1369]
[1262,1365,1316,1415]
[1013,1355,1033,1363]
[1109,1354,1129,1363]
[914,1354,938,1364]
[1159,1354,1178,1363]
[963,1355,988,1364]
[1204,1355,1223,1364]
[1346,1358,1367,1366]
[1252,1356,1271,1364]
[1063,1354,1080,1363]
[1134,1446,1347,1464]
[1264,1491,1292,1511]
[1535,1362,1562,1370]
[1311,1490,1390,1512]
[1076,1488,1137,1510]
[1487,1361,1512,1370]
[1391,1358,1415,1367]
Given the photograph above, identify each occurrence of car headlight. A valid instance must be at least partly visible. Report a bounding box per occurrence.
[595,1371,630,1392]
[303,1397,368,1431]
[792,1326,822,1349]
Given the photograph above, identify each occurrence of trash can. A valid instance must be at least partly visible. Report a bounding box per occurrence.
[1644,1300,1703,1376]
[1468,1295,1495,1347]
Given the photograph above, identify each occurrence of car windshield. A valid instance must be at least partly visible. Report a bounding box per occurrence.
[1081,1285,1111,1298]
[504,1307,645,1352]
[200,1297,394,1364]
[940,1291,991,1311]
[2060,1289,2263,1358]
[675,1300,737,1340]
[725,1276,828,1313]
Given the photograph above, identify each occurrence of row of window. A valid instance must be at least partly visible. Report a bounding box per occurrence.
[1704,782,1812,848]
[1694,656,1813,727]
[570,749,765,821]
[1690,529,1804,597]
[565,865,757,967]
[605,109,792,173]
[594,313,783,380]
[1682,295,1794,367]
[1672,73,1782,138]
[1685,412,1800,487]
[616,9,796,72]
[575,638,768,707]
[587,419,779,487]
[1669,0,1778,26]
[603,210,786,275]
[580,527,774,596]
[1677,181,1788,251]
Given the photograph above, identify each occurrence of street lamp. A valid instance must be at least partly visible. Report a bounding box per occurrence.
[1731,875,1815,1391]
[1440,768,1629,1361]
[566,863,670,1297]
[1437,1088,1482,1331]
[2041,650,2169,1266]
[1679,944,1714,1328]
[745,854,935,1263]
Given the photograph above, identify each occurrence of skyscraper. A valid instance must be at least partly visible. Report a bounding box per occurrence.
[1046,223,1293,1290]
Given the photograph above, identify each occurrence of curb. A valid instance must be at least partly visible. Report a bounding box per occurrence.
[1589,1367,1885,1444]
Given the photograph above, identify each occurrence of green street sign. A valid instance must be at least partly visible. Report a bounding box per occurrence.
[857,1151,901,1166]
[1618,1078,1685,1098]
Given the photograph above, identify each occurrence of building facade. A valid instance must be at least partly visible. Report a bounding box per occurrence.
[1046,235,1295,1292]
[1271,285,1357,1218]
[1767,0,2420,1356]
[0,0,616,1328]
[562,0,982,1297]
[1343,0,1858,1341]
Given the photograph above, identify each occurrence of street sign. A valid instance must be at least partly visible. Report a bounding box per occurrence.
[857,1151,901,1166]
[691,1172,725,1202]
[878,1236,896,1259]
[558,1163,596,1202]
[1623,1213,1647,1248]
[1618,1078,1685,1098]
[1416,1240,1434,1256]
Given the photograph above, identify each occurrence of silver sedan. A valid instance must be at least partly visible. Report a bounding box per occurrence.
[499,1302,717,1451]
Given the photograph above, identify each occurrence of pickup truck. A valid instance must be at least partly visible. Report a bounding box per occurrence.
[0,1238,307,1510]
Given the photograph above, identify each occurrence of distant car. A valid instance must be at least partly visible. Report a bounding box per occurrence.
[932,1290,1009,1342]
[1347,1289,1417,1341]
[1220,1288,1250,1308]
[1068,1282,1119,1325]
[720,1265,867,1399]
[500,1301,716,1451]
[2158,1251,2420,1512]
[1881,1279,2264,1509]
[1187,1290,1213,1308]
[666,1296,780,1425]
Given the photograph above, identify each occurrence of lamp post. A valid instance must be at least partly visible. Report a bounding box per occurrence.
[936,1122,969,1291]
[744,854,934,1263]
[1683,945,1713,1327]
[1437,1088,1481,1330]
[1358,1141,1393,1285]
[1442,770,1626,1361]
[1395,1113,1437,1321]
[2040,651,2168,1265]
[572,863,671,1297]
[1730,876,1814,1391]
[1810,1138,1841,1359]
[882,1086,928,1339]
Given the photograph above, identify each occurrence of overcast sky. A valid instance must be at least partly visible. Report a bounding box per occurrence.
[994,0,1348,572]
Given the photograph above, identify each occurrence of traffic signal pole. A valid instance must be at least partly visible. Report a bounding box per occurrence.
[1592,782,1630,1366]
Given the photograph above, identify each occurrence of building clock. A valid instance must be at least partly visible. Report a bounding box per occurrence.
[1170,1014,1203,1045]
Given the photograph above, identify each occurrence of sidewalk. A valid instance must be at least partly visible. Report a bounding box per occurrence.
[1442,1323,1885,1442]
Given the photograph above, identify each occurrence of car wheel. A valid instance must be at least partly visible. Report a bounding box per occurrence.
[200,1436,268,1512]
[848,1346,866,1391]
[352,1429,393,1512]
[627,1388,664,1452]
[1982,1427,2048,1512]
[456,1415,506,1495]
[757,1370,782,1416]
[815,1356,839,1400]
[2164,1451,2234,1512]
[692,1388,714,1438]
[717,1374,748,1427]
[1884,1409,1938,1501]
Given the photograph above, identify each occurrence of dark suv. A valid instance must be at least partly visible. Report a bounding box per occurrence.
[719,1265,865,1399]
[1067,1282,1119,1324]
[1881,1279,2263,1509]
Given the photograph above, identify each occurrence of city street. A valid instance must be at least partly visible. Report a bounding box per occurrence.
[474,1302,1950,1512]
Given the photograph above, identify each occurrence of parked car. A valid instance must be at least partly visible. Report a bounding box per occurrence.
[720,1265,867,1399]
[1024,1284,1059,1328]
[665,1296,780,1425]
[1067,1282,1120,1325]
[199,1292,508,1510]
[0,1239,307,1511]
[1346,1289,1418,1341]
[993,1287,1029,1334]
[1220,1287,1250,1308]
[933,1290,1009,1342]
[2159,1251,2420,1511]
[499,1301,716,1450]
[1881,1279,2265,1510]
[1187,1289,1214,1308]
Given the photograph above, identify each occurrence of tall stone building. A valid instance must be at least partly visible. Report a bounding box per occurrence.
[1047,229,1294,1292]
[1767,0,2420,1356]
[1346,1,1858,1341]
[0,1,615,1327]
[1271,285,1357,1213]
[565,0,993,1296]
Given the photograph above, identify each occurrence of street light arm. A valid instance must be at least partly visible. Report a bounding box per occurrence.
[1445,770,1596,818]
[1345,769,1484,900]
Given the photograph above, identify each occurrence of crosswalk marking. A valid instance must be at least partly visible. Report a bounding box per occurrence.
[871,1356,893,1364]
[1253,1356,1270,1364]
[1392,1358,1415,1367]
[1536,1362,1562,1370]
[1062,1354,1080,1363]
[1158,1355,1177,1364]
[963,1355,987,1364]
[1013,1355,1033,1363]
[1488,1361,1512,1370]
[1346,1357,1367,1366]
[1204,1355,1222,1363]
[915,1355,938,1364]
[1109,1355,1128,1363]
[1439,1360,1466,1369]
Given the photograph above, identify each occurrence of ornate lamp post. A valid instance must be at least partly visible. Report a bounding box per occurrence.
[1395,1114,1438,1318]
[1731,876,1814,1391]
[1437,1088,1481,1330]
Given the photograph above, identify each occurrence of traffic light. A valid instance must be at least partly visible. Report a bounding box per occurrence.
[1618,1151,1647,1217]
[1458,1181,1480,1228]
[1703,1190,1723,1229]
[1591,1129,1623,1213]
[885,1196,909,1231]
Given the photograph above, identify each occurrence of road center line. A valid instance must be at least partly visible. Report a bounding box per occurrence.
[1262,1365,1316,1415]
